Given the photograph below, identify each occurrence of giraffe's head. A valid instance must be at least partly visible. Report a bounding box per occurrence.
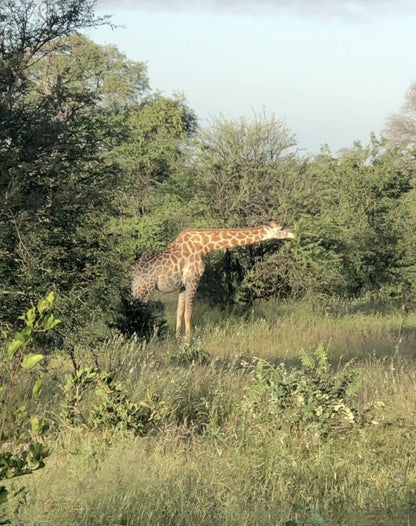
[264,220,297,240]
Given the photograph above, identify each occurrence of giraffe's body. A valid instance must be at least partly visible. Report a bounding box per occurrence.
[131,220,296,339]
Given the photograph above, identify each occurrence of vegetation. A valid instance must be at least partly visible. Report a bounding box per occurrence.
[1,293,59,523]
[2,1,416,524]
[0,302,414,526]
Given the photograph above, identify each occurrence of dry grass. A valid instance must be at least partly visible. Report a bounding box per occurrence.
[10,301,416,525]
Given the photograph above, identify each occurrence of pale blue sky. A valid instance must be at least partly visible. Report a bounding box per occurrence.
[89,0,416,153]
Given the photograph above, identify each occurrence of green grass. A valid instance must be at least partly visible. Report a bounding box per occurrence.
[6,300,416,525]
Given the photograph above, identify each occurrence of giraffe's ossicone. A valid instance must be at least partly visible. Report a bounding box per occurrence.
[131,220,296,340]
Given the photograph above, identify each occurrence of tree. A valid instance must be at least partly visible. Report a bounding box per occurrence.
[192,119,416,305]
[0,2,151,340]
[190,112,300,304]
[196,112,297,225]
[0,0,106,103]
[293,137,415,300]
[0,1,202,342]
[112,92,198,253]
[103,93,198,339]
[26,34,149,116]
[385,82,416,147]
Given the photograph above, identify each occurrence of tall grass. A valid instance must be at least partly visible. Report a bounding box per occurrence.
[11,300,416,525]
[189,298,416,362]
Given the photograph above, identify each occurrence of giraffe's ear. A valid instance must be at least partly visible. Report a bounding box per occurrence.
[268,219,282,230]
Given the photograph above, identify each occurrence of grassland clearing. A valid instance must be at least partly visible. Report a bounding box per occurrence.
[4,300,416,525]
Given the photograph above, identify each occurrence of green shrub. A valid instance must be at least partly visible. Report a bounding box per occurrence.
[112,291,168,340]
[1,292,59,523]
[60,364,165,436]
[246,345,380,436]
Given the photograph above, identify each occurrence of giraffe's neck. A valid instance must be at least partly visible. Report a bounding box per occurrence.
[171,226,270,257]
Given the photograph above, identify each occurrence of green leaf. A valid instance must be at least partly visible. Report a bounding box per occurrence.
[7,327,32,358]
[7,338,24,358]
[26,307,36,327]
[30,415,46,436]
[29,442,50,462]
[299,349,316,370]
[46,291,55,303]
[37,300,48,314]
[40,314,61,331]
[32,378,43,399]
[37,291,55,314]
[22,353,44,370]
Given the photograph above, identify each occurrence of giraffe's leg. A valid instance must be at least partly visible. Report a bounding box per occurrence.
[184,281,199,341]
[184,294,193,341]
[176,291,186,339]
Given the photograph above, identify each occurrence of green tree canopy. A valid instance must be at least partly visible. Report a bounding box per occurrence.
[0,2,150,339]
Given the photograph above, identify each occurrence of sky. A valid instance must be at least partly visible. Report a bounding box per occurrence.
[88,0,416,154]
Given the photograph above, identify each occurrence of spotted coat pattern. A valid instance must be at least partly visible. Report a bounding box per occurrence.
[131,220,296,339]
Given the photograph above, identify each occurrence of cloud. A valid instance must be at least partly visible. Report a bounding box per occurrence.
[96,0,416,20]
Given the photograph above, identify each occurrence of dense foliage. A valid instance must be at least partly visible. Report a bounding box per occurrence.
[1,292,59,522]
[1,0,416,340]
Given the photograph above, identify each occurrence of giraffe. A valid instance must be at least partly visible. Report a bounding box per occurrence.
[131,220,296,340]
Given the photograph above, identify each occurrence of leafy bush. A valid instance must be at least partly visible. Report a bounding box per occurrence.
[246,345,380,436]
[112,292,168,340]
[60,364,165,436]
[0,292,59,523]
